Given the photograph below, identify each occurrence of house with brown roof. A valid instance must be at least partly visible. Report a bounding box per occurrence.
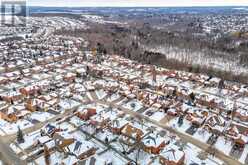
[142,134,168,155]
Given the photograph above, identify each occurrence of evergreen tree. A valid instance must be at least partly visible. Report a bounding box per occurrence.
[218,79,225,89]
[178,115,184,126]
[17,126,24,144]
[189,92,195,102]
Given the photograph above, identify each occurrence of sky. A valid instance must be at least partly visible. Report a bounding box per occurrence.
[28,0,248,7]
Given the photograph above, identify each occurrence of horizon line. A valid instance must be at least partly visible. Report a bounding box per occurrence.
[28,5,248,8]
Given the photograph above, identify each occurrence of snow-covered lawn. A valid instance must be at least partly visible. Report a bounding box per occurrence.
[30,112,54,122]
[214,136,233,155]
[107,93,121,102]
[0,119,33,135]
[5,82,22,90]
[184,143,224,165]
[150,111,165,121]
[96,150,127,165]
[95,129,118,142]
[10,130,41,154]
[18,133,40,150]
[193,128,212,143]
[100,109,119,121]
[95,89,108,100]
[69,116,86,127]
[167,117,191,133]
[123,99,143,112]
[68,131,97,155]
[56,122,76,137]
[239,144,248,164]
[34,151,78,165]
[72,94,88,102]
[59,99,80,110]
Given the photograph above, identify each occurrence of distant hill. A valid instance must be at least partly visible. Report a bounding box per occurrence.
[28,6,248,15]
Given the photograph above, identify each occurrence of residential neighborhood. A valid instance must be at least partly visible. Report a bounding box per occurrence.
[0,20,247,164]
[0,4,248,165]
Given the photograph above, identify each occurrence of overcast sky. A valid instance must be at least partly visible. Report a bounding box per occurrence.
[28,0,248,7]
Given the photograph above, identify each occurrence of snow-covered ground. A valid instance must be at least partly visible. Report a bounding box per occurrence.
[95,89,108,100]
[107,93,121,102]
[150,111,165,121]
[10,130,42,154]
[184,143,224,165]
[122,99,143,112]
[147,45,248,76]
[168,117,192,133]
[0,119,33,136]
[82,14,127,25]
[30,112,54,122]
[214,136,233,155]
[193,128,212,143]
[239,144,248,164]
[59,99,81,110]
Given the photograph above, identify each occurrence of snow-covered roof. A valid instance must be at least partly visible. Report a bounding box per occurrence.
[160,145,184,163]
